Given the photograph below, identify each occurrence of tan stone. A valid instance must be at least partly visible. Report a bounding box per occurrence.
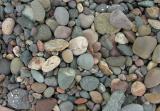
[90,91,103,103]
[131,81,146,96]
[144,93,160,104]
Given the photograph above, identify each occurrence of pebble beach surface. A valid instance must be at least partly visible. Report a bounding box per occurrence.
[0,0,160,111]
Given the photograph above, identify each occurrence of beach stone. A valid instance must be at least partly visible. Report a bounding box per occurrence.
[36,0,51,11]
[131,81,146,96]
[20,50,32,66]
[7,89,31,109]
[22,5,34,21]
[59,101,74,111]
[0,59,10,75]
[45,18,58,32]
[94,13,119,35]
[58,68,76,89]
[77,53,94,70]
[148,19,160,29]
[132,36,157,59]
[2,18,15,35]
[28,57,45,70]
[45,77,57,87]
[10,58,24,75]
[80,76,99,91]
[31,70,44,83]
[152,45,160,63]
[121,104,144,111]
[78,13,94,28]
[54,26,71,39]
[99,35,113,50]
[144,93,160,104]
[110,9,133,30]
[102,91,125,111]
[54,7,69,25]
[0,105,14,111]
[31,0,45,22]
[44,39,69,52]
[69,36,88,55]
[138,25,151,36]
[115,32,128,44]
[42,56,61,72]
[34,25,52,41]
[106,56,126,67]
[90,91,103,103]
[31,83,47,93]
[117,44,133,56]
[35,98,57,111]
[17,16,34,29]
[144,68,160,88]
[62,49,73,63]
[44,87,55,98]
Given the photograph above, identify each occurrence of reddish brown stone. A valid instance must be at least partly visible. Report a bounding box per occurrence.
[74,98,87,105]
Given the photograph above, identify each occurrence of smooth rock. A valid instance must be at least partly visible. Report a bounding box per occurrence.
[31,69,44,83]
[152,45,160,63]
[0,59,10,75]
[43,87,55,98]
[54,26,71,39]
[121,104,144,111]
[44,39,69,52]
[138,25,151,36]
[148,19,160,29]
[17,16,33,29]
[58,68,76,89]
[132,36,157,59]
[54,7,69,25]
[22,5,34,21]
[2,18,15,35]
[20,50,32,66]
[28,57,45,70]
[106,56,126,67]
[117,44,133,56]
[144,93,160,104]
[99,35,113,50]
[36,0,51,11]
[69,36,88,55]
[80,76,99,91]
[115,32,128,44]
[90,91,103,103]
[31,83,47,93]
[131,81,146,96]
[146,7,159,18]
[62,49,73,63]
[45,18,58,32]
[45,77,57,87]
[59,101,74,111]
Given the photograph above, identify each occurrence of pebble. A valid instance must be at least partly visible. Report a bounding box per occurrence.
[22,5,34,21]
[115,32,129,44]
[54,7,69,25]
[132,36,157,59]
[17,16,33,29]
[43,87,55,98]
[74,98,87,105]
[31,0,45,22]
[69,36,88,55]
[59,101,74,111]
[28,57,45,70]
[2,18,15,35]
[31,82,47,93]
[144,68,160,88]
[7,89,31,109]
[121,104,144,111]
[80,76,99,91]
[152,45,160,63]
[77,3,83,13]
[42,56,61,72]
[100,35,113,50]
[138,25,151,36]
[77,53,94,70]
[106,56,126,67]
[54,26,71,39]
[0,105,14,111]
[31,69,44,83]
[10,58,24,75]
[131,81,146,96]
[20,50,32,66]
[146,7,159,18]
[45,77,57,87]
[0,59,10,75]
[90,91,103,103]
[45,18,58,32]
[44,39,69,52]
[138,1,154,7]
[117,44,133,56]
[37,0,51,11]
[102,91,125,111]
[78,13,94,28]
[58,68,76,89]
[109,9,133,30]
[148,19,160,30]
[62,49,73,63]
[94,13,119,35]
[144,93,160,104]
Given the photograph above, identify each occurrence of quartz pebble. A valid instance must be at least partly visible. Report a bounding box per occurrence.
[28,57,45,70]
[2,18,15,35]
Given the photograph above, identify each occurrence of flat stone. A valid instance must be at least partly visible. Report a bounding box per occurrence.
[17,16,34,29]
[144,93,160,104]
[77,53,94,70]
[115,32,128,44]
[117,44,133,56]
[138,25,151,36]
[54,26,71,39]
[44,39,69,52]
[90,91,103,103]
[0,105,14,111]
[31,69,44,83]
[54,7,69,25]
[106,56,126,67]
[44,76,57,87]
[148,19,160,29]
[0,59,10,75]
[132,36,157,59]
[28,57,45,70]
[7,88,31,109]
[31,83,47,93]
[152,45,160,63]
[43,87,55,98]
[36,0,51,11]
[59,101,74,111]
[144,68,160,88]
[121,104,144,111]
[58,68,76,89]
[94,13,120,35]
[80,76,99,91]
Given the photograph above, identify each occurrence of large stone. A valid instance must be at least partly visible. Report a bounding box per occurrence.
[148,19,160,29]
[132,36,157,59]
[2,18,15,35]
[31,70,44,83]
[54,26,71,39]
[22,5,34,21]
[152,45,160,63]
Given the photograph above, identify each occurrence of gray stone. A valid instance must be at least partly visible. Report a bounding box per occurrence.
[121,104,144,111]
[54,26,71,39]
[43,87,55,98]
[100,35,113,50]
[0,59,10,75]
[152,45,160,63]
[44,77,57,87]
[45,18,58,32]
[31,70,44,83]
[80,76,99,91]
[22,5,34,21]
[20,50,32,66]
[117,44,133,56]
[106,56,126,67]
[59,101,74,111]
[17,16,34,29]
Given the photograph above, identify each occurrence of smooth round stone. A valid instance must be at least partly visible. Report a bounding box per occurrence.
[96,4,107,12]
[34,25,52,41]
[144,93,160,104]
[106,56,126,67]
[111,79,128,92]
[31,0,45,22]
[144,68,160,88]
[4,4,13,14]
[45,18,58,32]
[77,53,94,70]
[54,26,71,39]
[121,104,144,111]
[44,77,57,87]
[111,67,121,75]
[31,83,47,93]
[58,68,76,89]
[2,18,15,35]
[0,59,10,75]
[42,56,61,72]
[10,58,24,75]
[152,45,160,63]
[62,49,73,63]
[31,69,44,83]
[59,101,74,111]
[78,13,94,28]
[69,36,88,55]
[28,57,45,70]
[7,89,31,109]
[44,39,69,52]
[138,25,151,36]
[54,7,69,25]
[43,87,54,98]
[83,29,98,46]
[131,81,146,96]
[148,19,160,29]
[132,36,157,59]
[80,76,99,91]
[22,5,34,21]
[90,91,103,103]
[115,32,128,44]
[94,13,119,35]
